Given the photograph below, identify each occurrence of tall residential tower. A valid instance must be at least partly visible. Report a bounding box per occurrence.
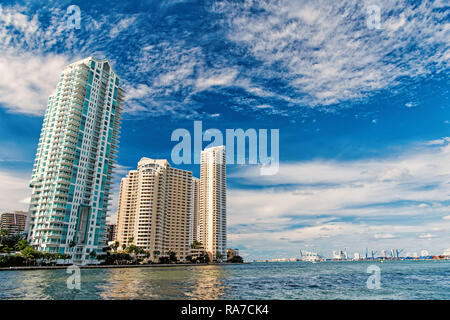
[27,57,124,265]
[116,158,195,262]
[199,146,227,261]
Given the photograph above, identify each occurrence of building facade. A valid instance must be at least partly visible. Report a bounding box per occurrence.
[26,57,124,264]
[226,248,239,261]
[0,211,27,235]
[199,146,227,261]
[116,158,194,262]
[104,223,117,244]
[116,170,138,247]
[190,177,200,246]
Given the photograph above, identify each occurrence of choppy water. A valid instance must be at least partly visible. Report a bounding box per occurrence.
[0,260,448,300]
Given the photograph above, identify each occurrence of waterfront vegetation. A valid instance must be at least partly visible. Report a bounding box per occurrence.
[1,230,244,268]
[100,241,244,265]
[0,229,71,267]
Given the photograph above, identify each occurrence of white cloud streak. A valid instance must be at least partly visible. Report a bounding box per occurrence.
[228,138,450,257]
[0,170,30,212]
[212,0,449,107]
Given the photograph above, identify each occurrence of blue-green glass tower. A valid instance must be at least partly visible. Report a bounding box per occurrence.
[27,57,125,264]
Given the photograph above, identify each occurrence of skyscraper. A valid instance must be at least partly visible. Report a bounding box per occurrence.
[199,145,226,261]
[190,177,200,245]
[27,57,124,265]
[116,158,194,262]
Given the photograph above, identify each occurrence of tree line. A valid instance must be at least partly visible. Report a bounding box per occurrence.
[0,230,243,267]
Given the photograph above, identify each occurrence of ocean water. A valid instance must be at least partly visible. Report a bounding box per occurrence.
[0,260,448,300]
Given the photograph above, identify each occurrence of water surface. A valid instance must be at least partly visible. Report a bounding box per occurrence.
[0,261,448,299]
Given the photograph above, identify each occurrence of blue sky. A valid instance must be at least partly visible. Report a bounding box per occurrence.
[0,0,448,259]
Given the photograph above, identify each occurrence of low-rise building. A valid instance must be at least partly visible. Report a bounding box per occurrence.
[227,248,239,261]
[0,211,27,235]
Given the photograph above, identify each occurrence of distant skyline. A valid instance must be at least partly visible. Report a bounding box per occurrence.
[0,0,448,259]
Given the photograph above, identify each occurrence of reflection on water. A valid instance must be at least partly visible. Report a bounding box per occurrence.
[184,266,228,300]
[0,269,81,300]
[99,266,228,299]
[1,261,449,300]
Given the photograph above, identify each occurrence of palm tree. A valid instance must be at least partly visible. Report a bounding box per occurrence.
[153,250,160,263]
[89,250,97,263]
[21,246,40,266]
[62,254,71,265]
[190,240,203,249]
[42,252,51,265]
[215,252,223,262]
[167,250,177,264]
[112,241,119,252]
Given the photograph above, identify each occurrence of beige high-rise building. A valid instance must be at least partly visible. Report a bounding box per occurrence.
[0,211,27,235]
[116,170,138,246]
[191,177,200,244]
[199,145,227,261]
[116,158,194,262]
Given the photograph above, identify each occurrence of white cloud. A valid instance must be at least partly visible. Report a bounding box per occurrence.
[109,16,137,38]
[228,138,450,256]
[212,0,449,107]
[418,233,436,239]
[374,233,397,239]
[0,50,69,115]
[0,170,31,212]
[426,137,450,145]
[195,68,238,90]
[0,4,71,115]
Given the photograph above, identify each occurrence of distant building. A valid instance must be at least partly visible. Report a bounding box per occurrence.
[420,250,429,257]
[227,248,239,261]
[0,211,27,235]
[190,245,207,261]
[104,224,117,243]
[300,250,323,262]
[333,249,347,260]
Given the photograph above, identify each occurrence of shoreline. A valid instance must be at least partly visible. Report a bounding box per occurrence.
[0,262,248,271]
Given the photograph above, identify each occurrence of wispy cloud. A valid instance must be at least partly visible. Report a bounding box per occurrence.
[1,1,447,118]
[374,233,398,239]
[212,0,449,107]
[0,170,31,212]
[0,5,71,115]
[228,138,450,257]
[0,50,69,115]
[109,16,137,38]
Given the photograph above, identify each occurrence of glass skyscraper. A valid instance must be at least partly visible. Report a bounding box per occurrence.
[27,57,124,265]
